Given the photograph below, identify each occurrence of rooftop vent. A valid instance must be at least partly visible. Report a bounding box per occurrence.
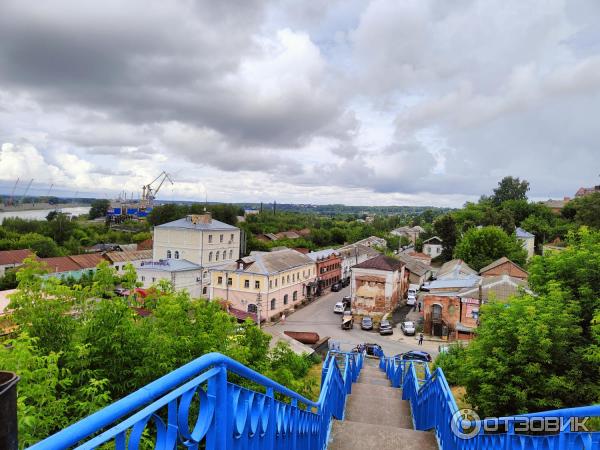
[188,213,212,224]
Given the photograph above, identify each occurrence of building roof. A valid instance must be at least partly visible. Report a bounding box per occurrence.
[424,275,480,291]
[307,249,339,261]
[397,254,432,277]
[68,253,104,269]
[220,248,314,276]
[423,236,443,244]
[353,255,404,272]
[40,257,85,274]
[136,238,153,250]
[0,249,36,266]
[276,231,301,239]
[479,257,527,276]
[103,250,153,264]
[392,225,424,234]
[437,259,477,280]
[138,259,201,272]
[337,243,380,260]
[516,227,534,238]
[354,236,387,247]
[459,275,531,302]
[156,215,238,231]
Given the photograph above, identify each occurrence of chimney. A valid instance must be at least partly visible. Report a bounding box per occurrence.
[188,213,212,224]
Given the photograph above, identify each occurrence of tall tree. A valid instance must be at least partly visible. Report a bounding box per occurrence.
[433,214,457,261]
[88,199,110,220]
[492,176,530,205]
[453,226,527,270]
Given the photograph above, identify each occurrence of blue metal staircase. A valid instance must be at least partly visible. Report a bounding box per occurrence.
[28,350,600,449]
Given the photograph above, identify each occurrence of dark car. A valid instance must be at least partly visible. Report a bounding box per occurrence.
[355,343,383,357]
[379,319,393,335]
[342,277,350,287]
[331,282,342,292]
[396,350,432,362]
[361,316,373,330]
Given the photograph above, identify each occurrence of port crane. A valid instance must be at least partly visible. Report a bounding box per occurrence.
[141,171,174,208]
[20,178,34,204]
[5,178,19,206]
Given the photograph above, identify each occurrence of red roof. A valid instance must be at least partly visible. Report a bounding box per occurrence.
[353,255,405,271]
[228,306,260,323]
[40,257,83,273]
[136,238,153,250]
[68,253,104,269]
[0,249,36,266]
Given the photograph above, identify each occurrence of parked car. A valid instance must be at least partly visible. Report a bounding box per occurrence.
[379,319,393,335]
[333,302,345,314]
[396,350,432,362]
[401,321,416,336]
[361,316,373,330]
[353,343,383,357]
[342,277,350,287]
[331,282,342,292]
[406,284,418,306]
[341,311,354,330]
[342,296,351,309]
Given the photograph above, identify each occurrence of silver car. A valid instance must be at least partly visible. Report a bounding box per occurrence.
[401,321,416,336]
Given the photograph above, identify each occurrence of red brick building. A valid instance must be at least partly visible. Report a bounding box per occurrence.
[307,249,341,294]
[478,257,528,280]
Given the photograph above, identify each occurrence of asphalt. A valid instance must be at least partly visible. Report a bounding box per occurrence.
[267,286,439,357]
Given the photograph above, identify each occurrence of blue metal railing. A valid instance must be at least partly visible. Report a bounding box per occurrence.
[29,351,363,450]
[379,354,600,450]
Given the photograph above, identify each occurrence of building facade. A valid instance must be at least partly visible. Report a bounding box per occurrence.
[209,248,317,322]
[391,225,424,244]
[350,255,408,319]
[516,227,535,259]
[136,259,203,298]
[422,236,443,258]
[307,249,342,293]
[479,257,528,280]
[337,243,380,282]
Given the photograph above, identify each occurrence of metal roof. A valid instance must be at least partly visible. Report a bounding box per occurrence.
[218,248,314,276]
[307,249,339,261]
[156,216,238,231]
[516,227,534,238]
[137,258,201,272]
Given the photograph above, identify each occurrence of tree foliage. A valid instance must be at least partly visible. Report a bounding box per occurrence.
[453,226,527,270]
[492,176,530,205]
[88,199,110,220]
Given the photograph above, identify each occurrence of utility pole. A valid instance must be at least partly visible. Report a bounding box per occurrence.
[256,292,262,329]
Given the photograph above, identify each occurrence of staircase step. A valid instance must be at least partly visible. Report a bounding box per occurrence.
[359,367,388,379]
[344,395,413,429]
[350,383,403,399]
[357,376,391,387]
[329,420,438,450]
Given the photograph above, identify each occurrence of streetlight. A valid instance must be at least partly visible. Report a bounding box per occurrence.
[256,292,262,329]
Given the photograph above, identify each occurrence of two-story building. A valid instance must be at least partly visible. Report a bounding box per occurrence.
[209,248,316,323]
[337,243,380,283]
[422,236,443,258]
[307,249,342,294]
[351,255,408,319]
[136,259,204,298]
[150,213,241,294]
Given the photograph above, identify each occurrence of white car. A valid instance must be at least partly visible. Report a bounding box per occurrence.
[401,321,416,336]
[333,302,345,314]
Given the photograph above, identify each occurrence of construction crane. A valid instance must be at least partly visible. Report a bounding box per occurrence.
[5,178,19,206]
[20,178,34,204]
[141,171,174,208]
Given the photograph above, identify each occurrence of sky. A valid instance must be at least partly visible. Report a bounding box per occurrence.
[0,0,599,207]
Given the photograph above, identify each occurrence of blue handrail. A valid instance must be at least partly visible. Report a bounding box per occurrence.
[379,354,600,450]
[29,350,364,450]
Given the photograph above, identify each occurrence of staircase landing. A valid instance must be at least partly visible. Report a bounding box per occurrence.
[328,361,438,450]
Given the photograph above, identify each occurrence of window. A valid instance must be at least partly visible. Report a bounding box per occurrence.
[203,287,207,295]
[167,250,172,258]
[275,279,278,287]
[293,291,297,301]
[216,252,219,261]
[227,278,232,286]
[174,251,180,259]
[255,280,260,289]
[141,276,145,281]
[229,249,233,259]
[209,252,213,262]
[269,280,273,289]
[244,280,250,288]
[152,277,156,282]
[281,276,284,285]
[208,234,213,243]
[222,250,226,260]
[248,304,257,313]
[230,233,234,241]
[283,294,288,305]
[220,234,224,243]
[218,276,223,285]
[287,275,290,283]
[271,298,276,310]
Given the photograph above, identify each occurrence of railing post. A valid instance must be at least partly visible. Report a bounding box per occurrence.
[291,398,298,450]
[266,387,276,450]
[214,364,228,450]
[0,372,19,450]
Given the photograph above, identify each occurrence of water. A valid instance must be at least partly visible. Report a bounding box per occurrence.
[0,206,91,221]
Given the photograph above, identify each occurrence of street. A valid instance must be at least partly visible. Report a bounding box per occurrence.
[268,286,439,357]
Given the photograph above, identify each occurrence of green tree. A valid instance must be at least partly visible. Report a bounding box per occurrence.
[88,199,110,220]
[492,176,530,205]
[16,233,62,257]
[453,226,527,270]
[433,214,457,261]
[570,193,600,228]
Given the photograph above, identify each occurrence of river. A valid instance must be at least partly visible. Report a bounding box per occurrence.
[0,206,91,221]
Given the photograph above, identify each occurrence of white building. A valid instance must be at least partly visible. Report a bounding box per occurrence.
[102,249,153,274]
[422,236,443,258]
[336,243,380,282]
[390,225,424,244]
[516,227,535,260]
[136,259,204,298]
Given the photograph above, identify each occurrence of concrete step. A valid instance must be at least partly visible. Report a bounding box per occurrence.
[344,394,413,429]
[359,367,387,377]
[351,382,403,399]
[329,420,438,450]
[358,369,388,381]
[357,376,391,387]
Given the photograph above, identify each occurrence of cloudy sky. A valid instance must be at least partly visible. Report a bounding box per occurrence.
[1,0,599,206]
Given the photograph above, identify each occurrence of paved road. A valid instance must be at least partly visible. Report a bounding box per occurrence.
[268,286,438,357]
